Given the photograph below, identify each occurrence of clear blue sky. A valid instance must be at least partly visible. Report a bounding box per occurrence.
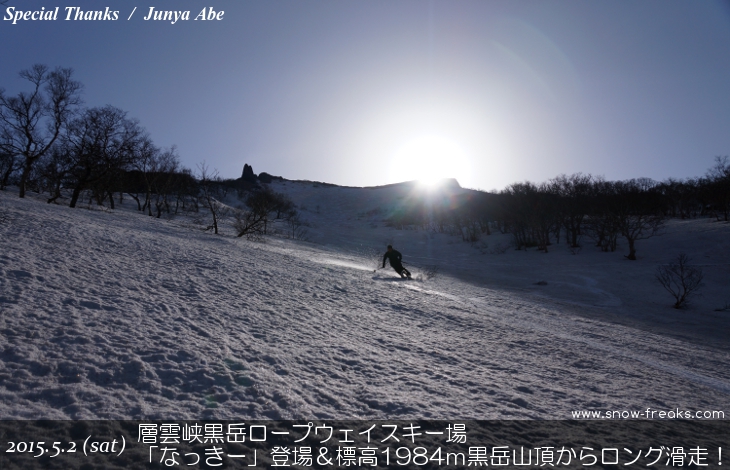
[2,1,730,190]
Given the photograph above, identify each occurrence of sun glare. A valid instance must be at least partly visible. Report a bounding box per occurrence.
[389,135,470,188]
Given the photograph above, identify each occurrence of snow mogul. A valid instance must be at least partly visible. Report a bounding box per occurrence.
[382,245,411,279]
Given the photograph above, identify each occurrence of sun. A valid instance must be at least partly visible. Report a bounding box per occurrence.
[389,134,470,188]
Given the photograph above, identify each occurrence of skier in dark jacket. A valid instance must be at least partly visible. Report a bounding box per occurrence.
[383,245,411,279]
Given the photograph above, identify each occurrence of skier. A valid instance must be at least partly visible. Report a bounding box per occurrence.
[382,245,411,279]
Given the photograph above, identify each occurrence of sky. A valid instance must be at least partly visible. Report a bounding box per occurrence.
[2,0,730,190]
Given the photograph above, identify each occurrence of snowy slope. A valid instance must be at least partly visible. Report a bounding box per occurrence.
[0,183,728,420]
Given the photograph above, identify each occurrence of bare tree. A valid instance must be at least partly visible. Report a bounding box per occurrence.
[583,179,621,252]
[0,148,16,189]
[125,136,160,214]
[0,65,82,198]
[233,186,301,239]
[619,212,664,260]
[233,208,267,239]
[61,106,144,208]
[170,167,198,215]
[549,173,593,248]
[500,181,559,251]
[656,253,704,309]
[656,177,702,219]
[705,156,730,221]
[243,186,280,235]
[286,214,309,240]
[197,163,228,234]
[38,143,75,203]
[614,180,664,260]
[150,147,182,218]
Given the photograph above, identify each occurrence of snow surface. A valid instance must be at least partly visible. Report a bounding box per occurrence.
[0,181,728,420]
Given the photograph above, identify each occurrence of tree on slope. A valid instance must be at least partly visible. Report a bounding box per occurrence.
[0,149,15,190]
[197,163,228,234]
[234,186,298,238]
[613,179,664,261]
[62,106,145,208]
[705,156,730,221]
[656,253,704,309]
[0,65,82,198]
[549,173,593,248]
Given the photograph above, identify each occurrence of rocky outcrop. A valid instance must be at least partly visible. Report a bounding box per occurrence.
[241,164,257,183]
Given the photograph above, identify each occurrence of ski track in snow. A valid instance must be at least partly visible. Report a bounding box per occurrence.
[0,186,728,420]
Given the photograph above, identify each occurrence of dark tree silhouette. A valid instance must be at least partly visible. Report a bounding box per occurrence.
[705,156,730,221]
[549,173,593,248]
[613,179,664,260]
[656,253,704,309]
[0,65,82,198]
[197,163,228,234]
[62,106,145,208]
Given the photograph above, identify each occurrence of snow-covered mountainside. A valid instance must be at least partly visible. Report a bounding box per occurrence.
[0,181,728,419]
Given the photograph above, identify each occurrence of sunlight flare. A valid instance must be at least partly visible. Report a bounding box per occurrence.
[389,134,470,187]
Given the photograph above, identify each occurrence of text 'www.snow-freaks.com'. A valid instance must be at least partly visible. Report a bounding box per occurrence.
[571,408,725,419]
